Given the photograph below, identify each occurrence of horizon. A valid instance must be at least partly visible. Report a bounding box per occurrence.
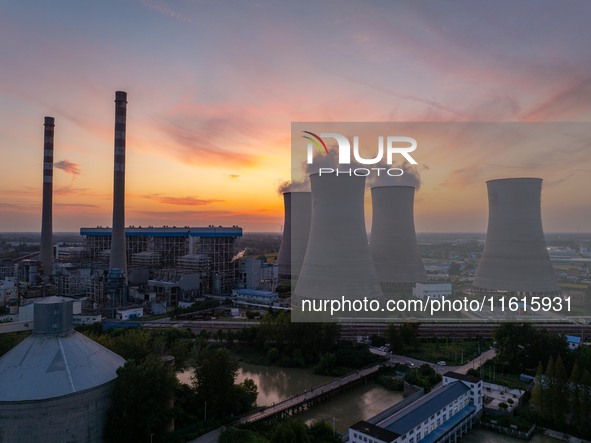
[2,2,591,232]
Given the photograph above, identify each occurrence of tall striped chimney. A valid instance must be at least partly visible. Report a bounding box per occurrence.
[40,117,54,278]
[109,91,127,277]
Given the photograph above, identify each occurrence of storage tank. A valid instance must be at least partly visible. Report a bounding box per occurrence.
[0,297,126,442]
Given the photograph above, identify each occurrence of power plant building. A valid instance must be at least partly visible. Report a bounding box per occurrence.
[474,178,560,294]
[80,226,242,295]
[0,297,125,442]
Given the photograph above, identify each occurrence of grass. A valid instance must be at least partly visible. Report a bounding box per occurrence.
[478,361,531,390]
[404,338,491,366]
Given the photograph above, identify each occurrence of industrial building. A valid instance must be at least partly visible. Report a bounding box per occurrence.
[349,372,483,443]
[370,186,427,288]
[239,256,279,291]
[80,226,242,295]
[0,297,125,442]
[413,283,452,300]
[474,178,560,294]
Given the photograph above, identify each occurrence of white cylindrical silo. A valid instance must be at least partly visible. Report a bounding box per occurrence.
[276,192,311,279]
[294,174,383,300]
[474,178,560,293]
[370,186,427,287]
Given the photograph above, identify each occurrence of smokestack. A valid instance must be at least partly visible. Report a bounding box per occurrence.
[294,174,383,301]
[109,91,127,277]
[40,117,54,278]
[369,186,427,287]
[276,192,311,279]
[474,178,559,294]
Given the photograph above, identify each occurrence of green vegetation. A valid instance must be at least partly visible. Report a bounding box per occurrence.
[487,323,591,440]
[218,312,381,374]
[375,367,404,392]
[105,355,178,443]
[404,338,489,366]
[75,325,259,442]
[384,323,489,366]
[493,323,570,374]
[219,419,341,443]
[529,352,591,439]
[481,413,535,433]
[405,363,442,393]
[477,360,530,390]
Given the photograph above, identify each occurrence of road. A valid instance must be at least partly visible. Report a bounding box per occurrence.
[370,346,496,374]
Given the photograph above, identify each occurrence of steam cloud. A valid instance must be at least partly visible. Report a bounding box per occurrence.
[365,160,422,190]
[278,146,422,193]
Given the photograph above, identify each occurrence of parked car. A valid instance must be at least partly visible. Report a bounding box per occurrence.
[404,361,415,367]
[437,360,447,366]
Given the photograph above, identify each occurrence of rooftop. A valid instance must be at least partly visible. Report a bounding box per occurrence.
[382,382,470,436]
[350,421,399,443]
[0,330,125,402]
[80,226,242,238]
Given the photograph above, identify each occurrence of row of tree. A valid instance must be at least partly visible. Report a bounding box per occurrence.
[530,354,591,439]
[220,419,341,443]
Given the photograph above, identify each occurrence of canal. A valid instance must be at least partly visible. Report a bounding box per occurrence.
[180,363,562,440]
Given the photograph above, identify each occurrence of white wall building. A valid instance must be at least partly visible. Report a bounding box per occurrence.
[413,283,452,300]
[116,307,143,320]
[349,372,482,443]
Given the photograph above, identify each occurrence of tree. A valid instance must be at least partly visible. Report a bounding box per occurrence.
[530,362,544,414]
[105,355,177,443]
[192,348,239,418]
[386,324,403,353]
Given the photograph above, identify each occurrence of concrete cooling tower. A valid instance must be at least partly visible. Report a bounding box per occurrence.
[474,178,560,294]
[370,186,427,288]
[276,192,311,279]
[40,116,54,278]
[294,174,383,300]
[0,297,125,442]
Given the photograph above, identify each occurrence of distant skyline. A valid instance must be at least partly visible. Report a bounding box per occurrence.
[1,1,590,232]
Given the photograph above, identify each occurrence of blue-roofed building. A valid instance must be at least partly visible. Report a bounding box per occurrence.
[81,226,242,295]
[566,335,581,350]
[349,372,483,443]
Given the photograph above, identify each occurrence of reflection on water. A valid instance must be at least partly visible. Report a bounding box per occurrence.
[177,363,403,433]
[235,363,404,433]
[235,363,336,406]
[297,381,403,433]
[178,365,566,440]
[462,428,560,443]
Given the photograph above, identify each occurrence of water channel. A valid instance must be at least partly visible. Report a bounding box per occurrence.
[179,363,562,440]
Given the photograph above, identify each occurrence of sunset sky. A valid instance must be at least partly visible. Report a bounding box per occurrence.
[1,1,590,233]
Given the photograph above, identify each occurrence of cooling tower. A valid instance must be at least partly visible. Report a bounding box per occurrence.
[474,178,559,293]
[276,192,311,279]
[109,91,127,277]
[370,186,427,287]
[294,174,383,300]
[40,117,54,278]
